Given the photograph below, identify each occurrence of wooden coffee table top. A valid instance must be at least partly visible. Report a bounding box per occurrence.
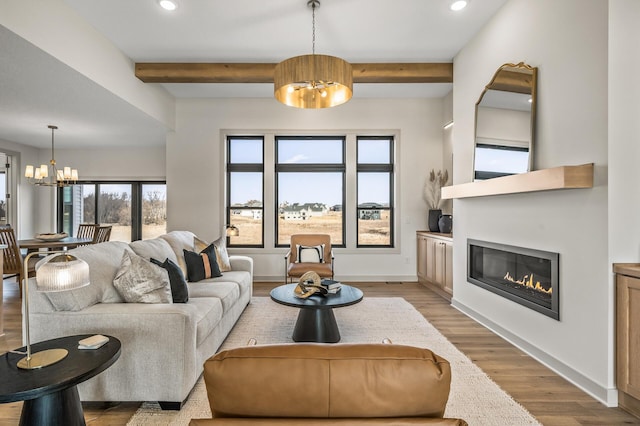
[270,283,363,310]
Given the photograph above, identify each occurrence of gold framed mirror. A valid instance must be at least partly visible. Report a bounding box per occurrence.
[473,62,537,180]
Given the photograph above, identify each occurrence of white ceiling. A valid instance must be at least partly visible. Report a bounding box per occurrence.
[0,0,508,149]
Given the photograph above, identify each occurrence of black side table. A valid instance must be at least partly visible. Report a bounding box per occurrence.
[0,334,121,426]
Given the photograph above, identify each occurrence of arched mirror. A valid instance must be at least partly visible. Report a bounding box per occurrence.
[473,62,537,180]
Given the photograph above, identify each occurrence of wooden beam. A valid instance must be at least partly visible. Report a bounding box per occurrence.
[134,62,453,84]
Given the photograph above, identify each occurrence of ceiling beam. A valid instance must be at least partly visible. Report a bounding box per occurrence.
[134,62,453,84]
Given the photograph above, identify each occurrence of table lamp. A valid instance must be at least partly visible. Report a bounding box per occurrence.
[18,250,90,369]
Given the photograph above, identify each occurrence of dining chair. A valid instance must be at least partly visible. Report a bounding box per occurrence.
[93,225,112,243]
[76,223,98,245]
[0,227,36,297]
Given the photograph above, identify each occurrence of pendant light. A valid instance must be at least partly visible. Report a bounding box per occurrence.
[24,125,79,187]
[274,0,353,109]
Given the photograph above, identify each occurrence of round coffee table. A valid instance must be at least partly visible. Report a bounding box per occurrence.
[270,283,363,343]
[0,334,121,426]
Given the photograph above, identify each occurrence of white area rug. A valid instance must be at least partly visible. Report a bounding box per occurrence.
[127,297,540,425]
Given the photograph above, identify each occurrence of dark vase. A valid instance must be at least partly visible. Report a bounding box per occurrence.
[438,214,453,234]
[428,209,442,232]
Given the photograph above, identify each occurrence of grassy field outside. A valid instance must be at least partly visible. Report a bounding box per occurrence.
[229,211,391,246]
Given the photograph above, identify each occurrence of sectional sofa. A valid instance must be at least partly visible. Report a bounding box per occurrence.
[25,230,253,409]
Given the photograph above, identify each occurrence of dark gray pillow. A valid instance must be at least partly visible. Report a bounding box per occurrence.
[183,243,222,282]
[151,257,189,303]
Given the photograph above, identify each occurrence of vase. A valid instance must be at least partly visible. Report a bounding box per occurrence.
[428,209,442,232]
[438,214,452,234]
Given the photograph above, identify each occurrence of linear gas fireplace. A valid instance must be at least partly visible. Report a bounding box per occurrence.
[467,239,559,320]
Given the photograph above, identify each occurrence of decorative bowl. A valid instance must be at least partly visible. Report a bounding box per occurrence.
[35,232,68,242]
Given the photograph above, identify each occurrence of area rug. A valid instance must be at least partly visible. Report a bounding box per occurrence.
[127,297,540,426]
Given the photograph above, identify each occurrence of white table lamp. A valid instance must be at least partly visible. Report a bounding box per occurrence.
[19,251,90,369]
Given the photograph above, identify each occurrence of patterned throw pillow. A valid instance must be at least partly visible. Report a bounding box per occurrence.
[194,235,232,272]
[113,251,172,303]
[296,244,325,263]
[183,243,222,282]
[150,257,189,303]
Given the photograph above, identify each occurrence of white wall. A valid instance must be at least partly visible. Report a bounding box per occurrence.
[452,0,613,404]
[167,97,444,281]
[609,0,640,262]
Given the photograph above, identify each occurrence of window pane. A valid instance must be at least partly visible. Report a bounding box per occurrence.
[474,145,529,175]
[277,172,343,245]
[358,173,391,246]
[229,172,263,246]
[277,138,343,164]
[230,138,263,164]
[99,184,132,242]
[141,184,167,240]
[358,138,391,164]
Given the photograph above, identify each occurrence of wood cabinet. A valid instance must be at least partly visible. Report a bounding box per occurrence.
[614,263,640,418]
[0,245,4,336]
[417,231,452,296]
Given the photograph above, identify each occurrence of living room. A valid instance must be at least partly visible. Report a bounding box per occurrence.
[1,0,640,424]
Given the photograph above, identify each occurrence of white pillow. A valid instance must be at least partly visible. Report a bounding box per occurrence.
[113,251,172,303]
[296,244,325,263]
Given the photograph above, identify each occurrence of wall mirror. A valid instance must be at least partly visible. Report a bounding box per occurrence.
[473,62,537,180]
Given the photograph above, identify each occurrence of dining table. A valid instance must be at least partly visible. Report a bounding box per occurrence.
[18,237,93,253]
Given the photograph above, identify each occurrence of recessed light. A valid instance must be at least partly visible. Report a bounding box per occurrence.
[158,0,178,11]
[450,1,468,11]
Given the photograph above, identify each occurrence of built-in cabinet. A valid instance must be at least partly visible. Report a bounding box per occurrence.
[417,231,453,296]
[614,263,640,418]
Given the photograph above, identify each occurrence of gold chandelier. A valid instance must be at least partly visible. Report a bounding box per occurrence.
[24,125,79,187]
[274,0,352,109]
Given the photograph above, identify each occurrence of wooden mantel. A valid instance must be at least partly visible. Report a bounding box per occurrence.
[441,163,594,200]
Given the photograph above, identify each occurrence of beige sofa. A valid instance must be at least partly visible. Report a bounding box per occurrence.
[25,230,253,409]
[191,343,467,425]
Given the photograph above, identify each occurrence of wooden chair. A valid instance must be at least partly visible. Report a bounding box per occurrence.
[0,227,36,297]
[93,225,112,243]
[284,234,334,283]
[76,223,97,246]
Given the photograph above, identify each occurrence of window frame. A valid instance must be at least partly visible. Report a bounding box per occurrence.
[356,136,395,248]
[274,135,346,248]
[226,136,265,248]
[56,180,166,242]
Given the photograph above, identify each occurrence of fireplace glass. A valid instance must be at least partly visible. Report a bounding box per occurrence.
[467,239,559,320]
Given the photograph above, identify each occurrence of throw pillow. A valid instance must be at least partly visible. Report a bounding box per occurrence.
[150,257,189,303]
[113,251,172,303]
[194,235,232,272]
[184,243,222,282]
[296,244,325,263]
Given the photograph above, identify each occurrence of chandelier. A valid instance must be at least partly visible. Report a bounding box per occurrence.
[274,0,352,109]
[24,125,79,187]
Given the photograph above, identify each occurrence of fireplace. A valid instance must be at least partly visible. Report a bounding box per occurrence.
[467,239,559,320]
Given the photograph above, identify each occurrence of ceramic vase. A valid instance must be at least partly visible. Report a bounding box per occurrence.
[428,209,442,232]
[438,214,452,234]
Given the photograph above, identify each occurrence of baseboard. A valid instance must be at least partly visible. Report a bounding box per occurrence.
[452,299,618,407]
[253,275,419,283]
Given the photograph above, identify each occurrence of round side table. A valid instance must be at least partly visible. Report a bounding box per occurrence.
[0,334,121,426]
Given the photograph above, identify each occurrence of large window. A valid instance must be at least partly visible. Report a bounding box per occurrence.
[58,181,166,242]
[227,137,264,247]
[357,137,394,247]
[276,136,345,247]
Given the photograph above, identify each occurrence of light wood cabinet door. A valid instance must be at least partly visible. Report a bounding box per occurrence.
[617,274,640,400]
[444,240,453,293]
[425,237,437,283]
[417,234,429,282]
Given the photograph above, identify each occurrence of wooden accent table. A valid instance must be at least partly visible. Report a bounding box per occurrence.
[270,283,363,343]
[18,237,93,253]
[0,334,121,426]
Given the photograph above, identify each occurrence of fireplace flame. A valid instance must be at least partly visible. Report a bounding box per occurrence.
[503,272,552,294]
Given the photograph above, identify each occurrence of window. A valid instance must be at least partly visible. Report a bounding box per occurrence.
[227,137,264,247]
[58,181,166,242]
[275,136,345,247]
[474,143,529,180]
[357,137,394,247]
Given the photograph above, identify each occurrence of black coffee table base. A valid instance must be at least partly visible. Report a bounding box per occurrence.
[293,308,340,343]
[20,386,84,426]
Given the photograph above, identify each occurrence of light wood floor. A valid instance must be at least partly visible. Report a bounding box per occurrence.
[1,280,639,425]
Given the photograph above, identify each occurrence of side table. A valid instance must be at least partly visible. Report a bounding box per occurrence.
[0,334,121,426]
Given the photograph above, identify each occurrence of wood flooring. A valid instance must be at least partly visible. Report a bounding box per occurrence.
[1,280,638,425]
